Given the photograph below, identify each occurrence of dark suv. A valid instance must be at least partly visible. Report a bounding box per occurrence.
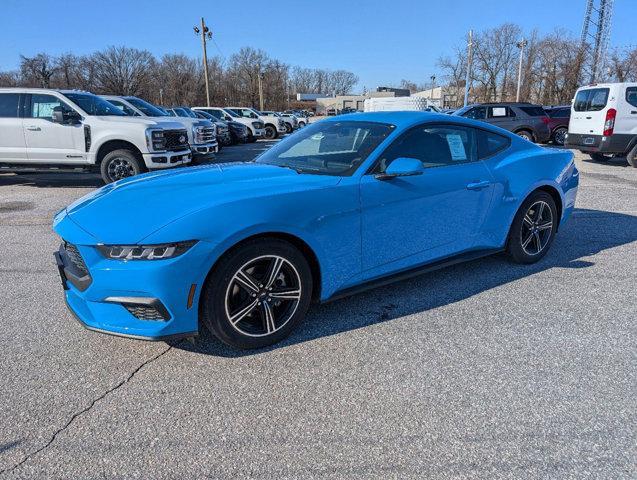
[543,105,570,146]
[453,102,551,143]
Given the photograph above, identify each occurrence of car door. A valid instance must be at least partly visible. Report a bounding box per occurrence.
[487,105,516,131]
[360,123,495,275]
[0,92,27,162]
[23,93,87,164]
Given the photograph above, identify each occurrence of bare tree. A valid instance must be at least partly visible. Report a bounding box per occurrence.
[19,54,57,88]
[91,46,157,96]
[610,47,637,82]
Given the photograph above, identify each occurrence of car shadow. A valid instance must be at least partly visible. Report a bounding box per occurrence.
[175,207,637,358]
[0,173,104,189]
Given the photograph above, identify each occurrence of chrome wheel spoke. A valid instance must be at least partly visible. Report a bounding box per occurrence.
[523,214,534,227]
[261,301,276,333]
[270,288,301,300]
[265,257,284,288]
[234,269,260,293]
[533,231,542,253]
[522,233,534,249]
[537,221,552,231]
[229,298,258,325]
[519,200,553,256]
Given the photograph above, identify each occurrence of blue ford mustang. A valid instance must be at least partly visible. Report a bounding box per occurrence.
[53,112,579,349]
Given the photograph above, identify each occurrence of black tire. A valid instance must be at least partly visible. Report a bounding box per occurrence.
[201,238,313,349]
[506,191,557,264]
[284,123,292,134]
[516,130,534,142]
[264,125,277,140]
[100,149,144,184]
[626,143,637,168]
[552,127,567,146]
[298,121,306,128]
[590,153,611,162]
[247,132,257,143]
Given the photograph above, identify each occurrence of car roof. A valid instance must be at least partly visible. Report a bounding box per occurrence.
[322,111,476,128]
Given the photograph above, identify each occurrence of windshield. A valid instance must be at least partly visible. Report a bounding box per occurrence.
[223,109,240,118]
[452,105,471,116]
[179,107,198,118]
[126,97,169,117]
[62,92,126,116]
[255,120,394,176]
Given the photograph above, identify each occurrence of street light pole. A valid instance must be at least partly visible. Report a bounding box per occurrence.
[257,64,264,111]
[194,18,212,107]
[463,30,473,107]
[516,39,528,102]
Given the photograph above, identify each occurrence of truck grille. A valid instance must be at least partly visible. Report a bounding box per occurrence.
[164,129,189,151]
[63,242,89,276]
[196,126,216,144]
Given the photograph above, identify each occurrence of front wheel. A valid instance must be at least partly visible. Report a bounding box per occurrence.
[284,123,292,134]
[201,239,313,349]
[506,191,557,264]
[264,125,277,140]
[298,121,306,128]
[100,149,144,184]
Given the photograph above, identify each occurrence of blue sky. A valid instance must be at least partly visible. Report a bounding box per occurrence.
[1,0,635,91]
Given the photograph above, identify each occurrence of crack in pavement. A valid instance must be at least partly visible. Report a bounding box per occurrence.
[0,344,174,477]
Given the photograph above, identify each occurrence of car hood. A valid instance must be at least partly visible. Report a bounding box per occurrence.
[59,163,341,244]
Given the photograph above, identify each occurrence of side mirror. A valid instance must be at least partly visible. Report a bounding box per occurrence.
[375,157,424,181]
[52,106,80,124]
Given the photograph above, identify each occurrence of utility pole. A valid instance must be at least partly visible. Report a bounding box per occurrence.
[463,30,473,107]
[430,75,436,100]
[516,39,528,102]
[193,18,212,107]
[257,64,264,111]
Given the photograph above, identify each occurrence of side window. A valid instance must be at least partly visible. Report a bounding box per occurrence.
[476,129,510,159]
[489,106,513,118]
[0,93,20,118]
[29,94,72,120]
[108,100,138,116]
[463,106,486,120]
[626,87,637,108]
[378,124,477,171]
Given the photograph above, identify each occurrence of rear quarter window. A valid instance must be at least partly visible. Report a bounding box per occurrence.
[476,129,510,159]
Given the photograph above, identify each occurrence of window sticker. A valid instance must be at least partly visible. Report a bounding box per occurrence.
[33,102,57,118]
[492,107,507,117]
[446,134,467,160]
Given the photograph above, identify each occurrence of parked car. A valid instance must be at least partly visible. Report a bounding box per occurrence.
[192,110,235,146]
[453,102,551,143]
[543,105,570,146]
[0,88,191,183]
[565,82,637,167]
[284,110,308,127]
[102,96,218,163]
[226,107,286,140]
[53,111,578,349]
[192,107,264,143]
[264,111,296,133]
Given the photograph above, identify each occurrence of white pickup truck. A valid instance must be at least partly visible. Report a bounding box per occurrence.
[0,88,192,183]
[102,96,217,164]
[226,107,287,139]
[192,107,265,143]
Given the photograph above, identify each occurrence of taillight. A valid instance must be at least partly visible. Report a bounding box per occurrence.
[603,108,616,136]
[541,116,550,124]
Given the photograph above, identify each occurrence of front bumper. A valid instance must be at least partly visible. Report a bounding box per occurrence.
[251,128,265,138]
[54,237,216,340]
[192,141,219,157]
[277,125,287,133]
[143,149,192,169]
[565,133,635,154]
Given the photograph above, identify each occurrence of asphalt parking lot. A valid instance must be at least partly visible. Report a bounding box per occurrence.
[0,144,635,479]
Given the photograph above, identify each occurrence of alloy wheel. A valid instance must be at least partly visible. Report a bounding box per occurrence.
[224,255,302,337]
[107,157,135,181]
[520,200,553,255]
[553,128,567,146]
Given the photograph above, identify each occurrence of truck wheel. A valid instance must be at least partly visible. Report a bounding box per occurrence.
[100,149,144,184]
[590,153,610,162]
[626,144,637,168]
[264,125,277,140]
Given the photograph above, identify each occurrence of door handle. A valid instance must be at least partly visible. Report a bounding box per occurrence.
[26,126,41,131]
[466,180,491,190]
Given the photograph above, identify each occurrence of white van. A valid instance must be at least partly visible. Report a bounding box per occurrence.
[565,82,637,167]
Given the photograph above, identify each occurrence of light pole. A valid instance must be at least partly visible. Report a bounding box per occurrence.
[463,30,473,107]
[256,64,264,111]
[430,75,436,101]
[516,39,528,102]
[194,18,212,107]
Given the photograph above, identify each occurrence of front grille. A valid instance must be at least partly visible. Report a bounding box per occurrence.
[124,304,166,321]
[64,242,88,276]
[164,129,189,151]
[196,126,215,144]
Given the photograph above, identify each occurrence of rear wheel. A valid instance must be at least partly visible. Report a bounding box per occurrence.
[506,191,557,264]
[201,239,313,349]
[298,121,306,128]
[626,144,637,168]
[552,127,567,146]
[100,149,143,184]
[516,130,534,142]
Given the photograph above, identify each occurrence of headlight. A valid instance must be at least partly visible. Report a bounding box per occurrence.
[146,129,166,152]
[97,241,197,260]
